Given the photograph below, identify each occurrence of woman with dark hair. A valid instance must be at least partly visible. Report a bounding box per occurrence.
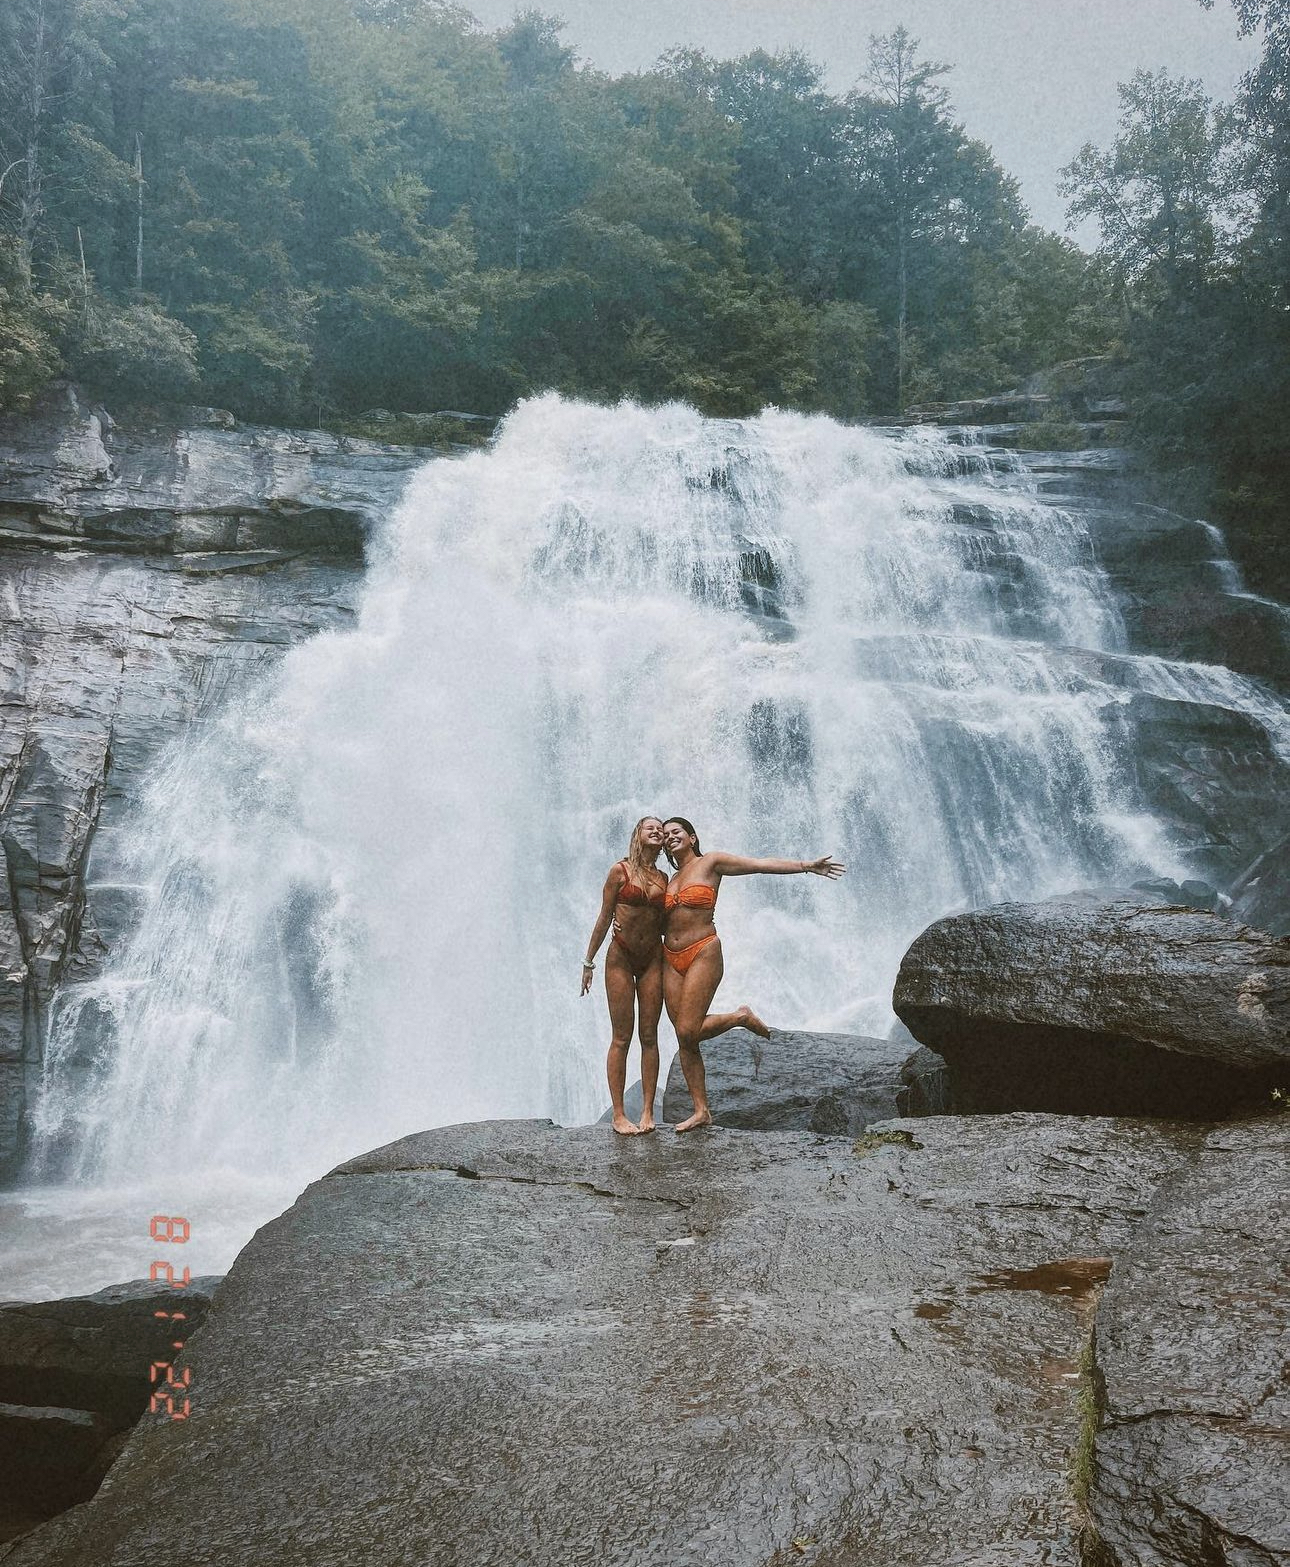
[581,817,668,1135]
[659,817,845,1132]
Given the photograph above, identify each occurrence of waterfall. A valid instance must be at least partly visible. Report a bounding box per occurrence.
[21,397,1286,1222]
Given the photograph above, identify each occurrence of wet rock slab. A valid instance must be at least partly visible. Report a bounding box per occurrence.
[0,1113,1220,1567]
[660,1026,949,1132]
[894,897,1290,1116]
[1089,1118,1290,1567]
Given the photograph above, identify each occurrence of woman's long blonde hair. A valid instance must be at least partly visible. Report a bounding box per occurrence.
[623,816,665,897]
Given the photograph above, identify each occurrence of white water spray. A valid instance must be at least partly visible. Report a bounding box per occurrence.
[24,398,1288,1215]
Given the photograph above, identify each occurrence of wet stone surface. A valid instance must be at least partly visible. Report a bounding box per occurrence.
[660,1026,948,1133]
[0,1113,1224,1567]
[1089,1117,1290,1567]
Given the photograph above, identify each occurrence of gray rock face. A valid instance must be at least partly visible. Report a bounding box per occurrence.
[7,1112,1277,1567]
[660,1026,949,1132]
[1082,505,1290,690]
[0,1276,220,1545]
[1229,834,1290,938]
[893,897,1290,1116]
[0,388,427,1177]
[1089,1118,1289,1567]
[0,384,426,555]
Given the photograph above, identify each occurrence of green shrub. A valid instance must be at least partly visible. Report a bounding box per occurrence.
[70,298,199,400]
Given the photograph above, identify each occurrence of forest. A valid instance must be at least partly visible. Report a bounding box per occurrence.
[1,0,1287,594]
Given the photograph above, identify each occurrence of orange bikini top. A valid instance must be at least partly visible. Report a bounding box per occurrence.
[665,881,717,911]
[616,861,666,907]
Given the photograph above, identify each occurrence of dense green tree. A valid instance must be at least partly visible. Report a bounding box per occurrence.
[1062,18,1290,598]
[0,237,65,405]
[1060,69,1237,305]
[0,0,1114,427]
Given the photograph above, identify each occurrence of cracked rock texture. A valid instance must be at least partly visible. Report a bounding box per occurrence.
[3,1111,1269,1567]
[660,1026,950,1132]
[1088,1117,1289,1567]
[893,896,1290,1116]
[0,387,425,1175]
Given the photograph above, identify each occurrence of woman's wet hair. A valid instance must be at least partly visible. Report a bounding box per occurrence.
[625,816,665,894]
[662,816,701,867]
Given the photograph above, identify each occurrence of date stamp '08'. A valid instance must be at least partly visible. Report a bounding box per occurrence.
[148,1213,193,1421]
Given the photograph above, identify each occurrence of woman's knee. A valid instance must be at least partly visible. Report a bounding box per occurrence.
[609,1033,632,1053]
[676,1031,701,1054]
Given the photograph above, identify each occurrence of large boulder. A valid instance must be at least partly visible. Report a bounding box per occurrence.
[893,896,1290,1116]
[2,1113,1251,1567]
[660,1026,949,1132]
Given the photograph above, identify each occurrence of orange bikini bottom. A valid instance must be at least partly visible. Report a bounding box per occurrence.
[663,932,718,975]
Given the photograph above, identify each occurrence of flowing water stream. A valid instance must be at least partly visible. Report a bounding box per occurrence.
[7,396,1286,1295]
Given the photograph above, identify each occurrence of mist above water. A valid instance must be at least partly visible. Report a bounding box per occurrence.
[19,395,1284,1291]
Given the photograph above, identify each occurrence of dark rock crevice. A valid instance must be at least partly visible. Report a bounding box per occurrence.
[349,1160,697,1212]
[0,1277,221,1547]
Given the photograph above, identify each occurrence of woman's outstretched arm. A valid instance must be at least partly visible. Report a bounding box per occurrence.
[708,852,845,878]
[581,866,625,995]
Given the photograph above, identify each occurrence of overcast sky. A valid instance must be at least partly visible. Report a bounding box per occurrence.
[461,0,1260,237]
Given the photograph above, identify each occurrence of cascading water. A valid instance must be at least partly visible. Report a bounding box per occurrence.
[10,395,1288,1294]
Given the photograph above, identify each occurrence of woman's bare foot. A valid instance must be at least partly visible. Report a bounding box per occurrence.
[637,1114,656,1134]
[739,1006,771,1039]
[674,1109,713,1133]
[611,1112,640,1135]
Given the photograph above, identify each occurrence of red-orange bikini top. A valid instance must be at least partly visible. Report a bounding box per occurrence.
[617,862,666,907]
[665,881,718,911]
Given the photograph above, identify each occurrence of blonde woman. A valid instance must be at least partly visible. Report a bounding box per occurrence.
[581,817,667,1134]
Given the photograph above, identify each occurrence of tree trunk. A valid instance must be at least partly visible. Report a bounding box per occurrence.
[17,0,48,282]
[135,133,144,293]
[895,135,907,414]
[514,154,525,271]
[77,224,89,323]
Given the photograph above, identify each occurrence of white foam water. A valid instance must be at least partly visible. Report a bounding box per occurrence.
[12,396,1288,1295]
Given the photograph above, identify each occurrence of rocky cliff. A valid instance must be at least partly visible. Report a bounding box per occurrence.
[0,387,428,1174]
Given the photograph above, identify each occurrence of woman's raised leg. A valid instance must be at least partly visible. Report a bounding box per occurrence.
[663,940,772,1131]
[667,941,727,1132]
[604,946,640,1135]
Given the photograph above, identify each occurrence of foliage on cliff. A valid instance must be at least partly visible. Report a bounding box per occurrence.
[0,0,1112,424]
[1062,6,1290,597]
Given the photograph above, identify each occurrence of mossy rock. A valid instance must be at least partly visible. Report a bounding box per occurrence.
[1011,420,1092,452]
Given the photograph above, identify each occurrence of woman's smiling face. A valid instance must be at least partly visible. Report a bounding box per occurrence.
[638,818,664,849]
[661,820,693,857]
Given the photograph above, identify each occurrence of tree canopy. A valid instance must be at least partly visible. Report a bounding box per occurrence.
[1062,6,1290,597]
[0,0,1112,420]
